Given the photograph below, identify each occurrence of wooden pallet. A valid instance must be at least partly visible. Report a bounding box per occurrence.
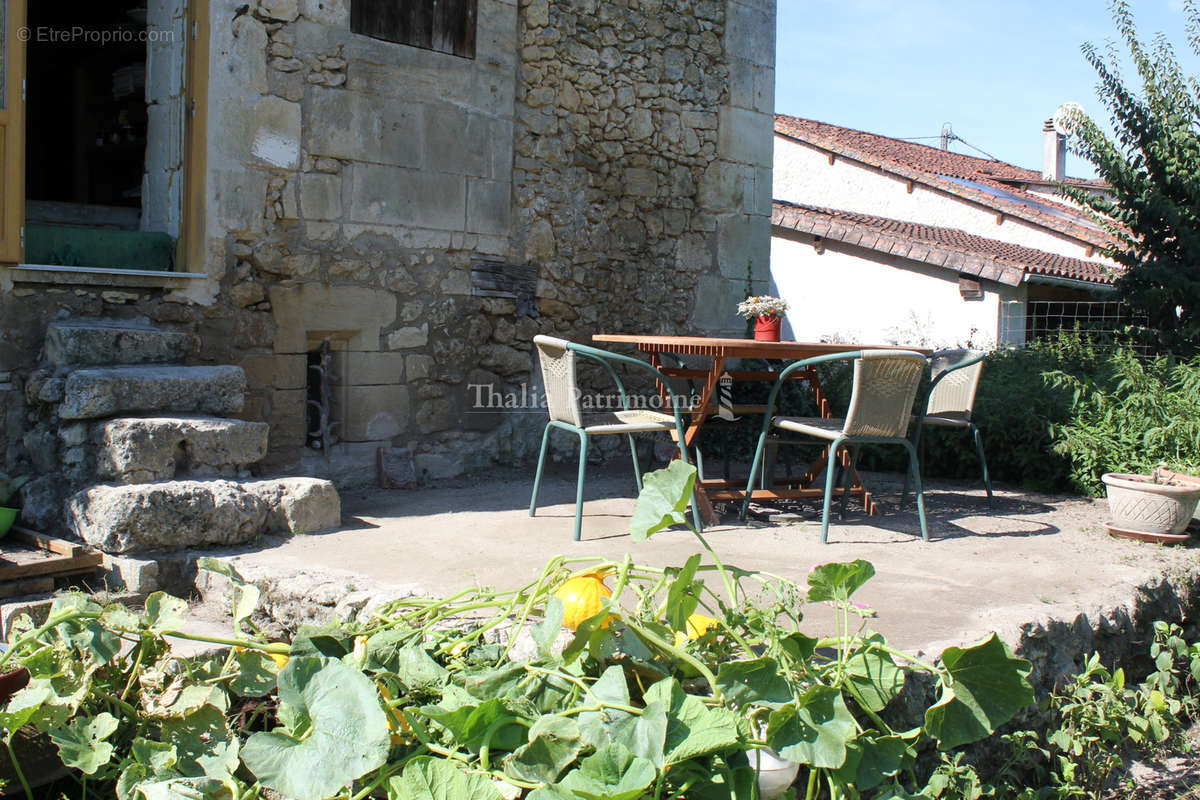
[0,527,103,597]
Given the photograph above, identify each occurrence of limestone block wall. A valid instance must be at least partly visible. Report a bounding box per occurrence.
[199,0,527,478]
[0,0,777,487]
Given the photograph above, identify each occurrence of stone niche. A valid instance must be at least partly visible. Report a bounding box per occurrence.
[261,284,409,471]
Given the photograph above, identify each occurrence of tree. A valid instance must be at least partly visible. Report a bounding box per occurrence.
[1066,0,1200,353]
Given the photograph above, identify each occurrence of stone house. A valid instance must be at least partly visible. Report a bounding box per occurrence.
[770,115,1117,349]
[0,0,778,499]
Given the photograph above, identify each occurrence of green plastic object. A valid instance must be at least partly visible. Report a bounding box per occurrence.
[0,507,17,539]
[25,224,174,271]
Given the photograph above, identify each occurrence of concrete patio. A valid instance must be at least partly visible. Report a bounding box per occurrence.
[201,464,1200,656]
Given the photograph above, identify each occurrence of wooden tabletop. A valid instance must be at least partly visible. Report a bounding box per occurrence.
[592,334,930,358]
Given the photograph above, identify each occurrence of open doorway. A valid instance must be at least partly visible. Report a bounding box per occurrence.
[24,0,186,270]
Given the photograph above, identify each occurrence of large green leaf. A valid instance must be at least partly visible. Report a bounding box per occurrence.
[49,711,119,775]
[228,649,277,698]
[533,597,566,658]
[924,633,1034,749]
[161,705,239,781]
[388,757,504,800]
[833,734,913,791]
[366,634,449,690]
[844,641,905,713]
[130,778,234,800]
[644,678,741,764]
[504,716,583,784]
[665,554,703,632]
[144,593,189,633]
[196,558,259,628]
[420,697,527,752]
[806,561,875,603]
[631,461,695,540]
[241,657,391,800]
[290,623,355,658]
[0,683,57,733]
[767,686,856,769]
[559,743,657,800]
[716,657,792,708]
[116,739,179,800]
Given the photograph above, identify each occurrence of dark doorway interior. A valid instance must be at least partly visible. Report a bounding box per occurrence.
[24,1,172,269]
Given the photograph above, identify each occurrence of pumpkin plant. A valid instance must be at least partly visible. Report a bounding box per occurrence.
[0,462,1035,800]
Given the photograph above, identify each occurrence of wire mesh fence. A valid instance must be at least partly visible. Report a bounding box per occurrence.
[999,300,1149,350]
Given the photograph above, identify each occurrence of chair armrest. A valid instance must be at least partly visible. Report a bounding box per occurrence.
[567,342,691,459]
[755,351,865,439]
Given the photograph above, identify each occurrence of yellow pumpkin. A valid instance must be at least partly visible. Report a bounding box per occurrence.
[555,570,613,630]
[673,613,720,647]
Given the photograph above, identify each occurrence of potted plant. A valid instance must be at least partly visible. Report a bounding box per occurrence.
[1102,467,1200,541]
[0,473,31,539]
[737,295,789,342]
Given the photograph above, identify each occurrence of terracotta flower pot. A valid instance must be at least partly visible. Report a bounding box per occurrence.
[0,666,30,705]
[754,315,782,342]
[1102,472,1200,536]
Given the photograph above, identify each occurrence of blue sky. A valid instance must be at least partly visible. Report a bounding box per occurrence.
[774,0,1199,177]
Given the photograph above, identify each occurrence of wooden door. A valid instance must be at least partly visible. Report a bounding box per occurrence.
[179,0,209,272]
[0,0,26,264]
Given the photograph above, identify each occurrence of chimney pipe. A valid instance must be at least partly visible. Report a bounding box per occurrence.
[1042,119,1066,181]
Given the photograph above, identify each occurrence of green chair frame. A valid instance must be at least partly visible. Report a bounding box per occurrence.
[902,349,994,508]
[528,337,702,540]
[738,351,930,543]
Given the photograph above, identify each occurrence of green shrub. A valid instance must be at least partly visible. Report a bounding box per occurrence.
[1046,348,1200,494]
[920,332,1114,493]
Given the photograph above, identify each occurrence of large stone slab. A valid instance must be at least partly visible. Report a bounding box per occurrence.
[67,477,342,554]
[244,478,342,534]
[59,366,246,420]
[68,480,269,554]
[93,416,270,483]
[45,320,191,369]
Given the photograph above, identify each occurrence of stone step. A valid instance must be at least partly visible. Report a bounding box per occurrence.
[45,319,191,368]
[59,365,246,420]
[93,416,270,484]
[67,477,342,555]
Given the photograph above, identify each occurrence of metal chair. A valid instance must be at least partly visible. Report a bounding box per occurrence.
[903,349,993,507]
[739,351,929,543]
[529,335,701,540]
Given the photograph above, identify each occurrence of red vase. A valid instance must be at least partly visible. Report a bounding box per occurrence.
[754,315,783,342]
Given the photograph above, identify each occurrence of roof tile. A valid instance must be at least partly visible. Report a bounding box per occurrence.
[774,115,1114,248]
[772,201,1114,286]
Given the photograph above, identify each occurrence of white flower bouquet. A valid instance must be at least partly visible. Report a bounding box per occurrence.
[736,295,788,319]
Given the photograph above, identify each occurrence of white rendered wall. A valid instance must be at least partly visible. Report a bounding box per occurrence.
[773,136,1099,261]
[770,232,1026,349]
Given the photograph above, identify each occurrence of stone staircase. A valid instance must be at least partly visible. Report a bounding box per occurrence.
[21,319,341,563]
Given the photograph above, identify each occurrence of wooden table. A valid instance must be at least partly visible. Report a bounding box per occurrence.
[593,335,928,523]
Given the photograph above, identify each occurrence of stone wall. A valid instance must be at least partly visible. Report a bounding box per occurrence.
[0,0,776,488]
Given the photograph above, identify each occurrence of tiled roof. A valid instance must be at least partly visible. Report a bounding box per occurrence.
[774,115,1113,248]
[772,201,1115,286]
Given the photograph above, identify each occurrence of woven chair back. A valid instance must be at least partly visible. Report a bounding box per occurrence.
[843,351,927,437]
[927,349,985,421]
[533,336,584,426]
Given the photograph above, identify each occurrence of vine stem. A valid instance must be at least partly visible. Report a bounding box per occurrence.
[4,737,33,800]
[815,637,942,676]
[620,616,722,702]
